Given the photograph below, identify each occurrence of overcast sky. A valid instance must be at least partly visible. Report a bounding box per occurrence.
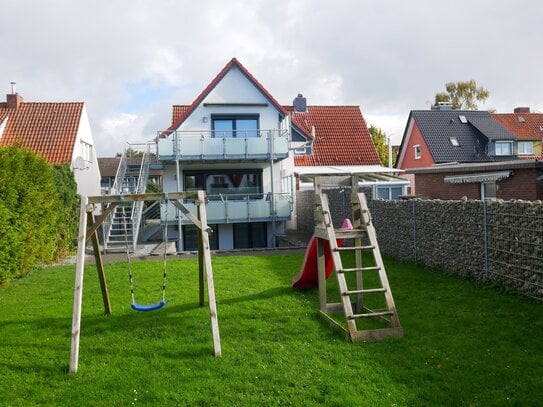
[2,0,542,156]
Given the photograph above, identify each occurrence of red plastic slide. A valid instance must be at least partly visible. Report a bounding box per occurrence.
[292,219,353,290]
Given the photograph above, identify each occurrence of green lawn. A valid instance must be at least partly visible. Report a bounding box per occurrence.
[0,253,541,406]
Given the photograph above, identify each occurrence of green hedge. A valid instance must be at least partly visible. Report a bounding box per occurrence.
[0,145,78,285]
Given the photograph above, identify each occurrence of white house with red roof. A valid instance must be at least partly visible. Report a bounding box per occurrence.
[110,58,406,251]
[0,92,101,197]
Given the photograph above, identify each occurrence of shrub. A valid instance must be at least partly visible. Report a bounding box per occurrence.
[0,145,78,285]
[52,165,79,258]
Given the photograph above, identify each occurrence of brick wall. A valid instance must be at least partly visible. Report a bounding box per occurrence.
[413,167,543,201]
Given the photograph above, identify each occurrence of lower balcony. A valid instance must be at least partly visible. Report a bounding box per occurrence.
[161,193,293,224]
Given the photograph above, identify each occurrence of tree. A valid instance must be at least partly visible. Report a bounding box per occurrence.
[434,80,489,110]
[368,125,396,167]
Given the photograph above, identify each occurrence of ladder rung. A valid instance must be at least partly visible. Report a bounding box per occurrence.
[334,245,374,252]
[343,288,387,296]
[349,310,393,319]
[333,230,366,239]
[338,266,381,273]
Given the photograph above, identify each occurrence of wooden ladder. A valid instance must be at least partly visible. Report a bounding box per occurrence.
[313,177,403,341]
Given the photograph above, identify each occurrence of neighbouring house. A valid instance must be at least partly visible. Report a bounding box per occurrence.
[396,106,543,200]
[0,91,101,197]
[98,156,162,195]
[105,58,407,252]
[492,108,543,160]
[287,99,408,203]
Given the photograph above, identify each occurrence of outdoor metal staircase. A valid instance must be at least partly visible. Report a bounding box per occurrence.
[313,175,403,341]
[103,145,151,252]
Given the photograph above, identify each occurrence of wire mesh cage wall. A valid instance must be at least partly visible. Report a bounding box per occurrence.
[371,199,543,301]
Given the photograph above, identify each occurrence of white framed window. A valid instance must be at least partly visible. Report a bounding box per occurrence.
[414,144,421,160]
[517,141,534,155]
[481,182,497,201]
[81,141,93,162]
[377,186,404,200]
[450,137,460,146]
[494,141,513,156]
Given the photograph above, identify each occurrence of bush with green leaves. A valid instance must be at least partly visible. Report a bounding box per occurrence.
[0,145,78,285]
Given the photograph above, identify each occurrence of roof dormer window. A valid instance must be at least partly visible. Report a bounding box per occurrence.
[494,141,513,156]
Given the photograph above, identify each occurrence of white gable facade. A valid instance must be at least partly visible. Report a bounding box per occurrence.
[71,105,102,198]
[157,62,294,251]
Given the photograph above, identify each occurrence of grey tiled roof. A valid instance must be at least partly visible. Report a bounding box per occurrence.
[410,110,517,163]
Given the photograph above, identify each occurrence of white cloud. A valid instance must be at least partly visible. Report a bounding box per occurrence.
[2,0,543,156]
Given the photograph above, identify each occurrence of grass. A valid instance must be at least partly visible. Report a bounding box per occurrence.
[0,253,542,406]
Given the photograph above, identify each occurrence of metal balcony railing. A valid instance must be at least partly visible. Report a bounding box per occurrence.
[156,129,290,161]
[160,193,293,224]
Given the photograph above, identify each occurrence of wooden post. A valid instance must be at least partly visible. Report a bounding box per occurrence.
[69,196,89,374]
[197,205,205,307]
[197,191,221,357]
[317,238,327,312]
[87,212,111,315]
[351,175,364,312]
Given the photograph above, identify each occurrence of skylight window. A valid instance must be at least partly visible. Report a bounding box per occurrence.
[450,137,460,146]
[458,115,468,124]
[518,116,526,123]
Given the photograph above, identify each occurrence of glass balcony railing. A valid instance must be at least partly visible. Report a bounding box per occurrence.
[156,129,289,161]
[160,193,293,224]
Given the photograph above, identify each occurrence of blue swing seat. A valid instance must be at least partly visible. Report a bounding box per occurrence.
[131,299,166,312]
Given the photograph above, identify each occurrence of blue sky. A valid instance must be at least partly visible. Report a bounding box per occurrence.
[2,0,543,156]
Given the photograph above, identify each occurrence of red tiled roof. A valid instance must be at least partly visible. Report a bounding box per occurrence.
[0,101,83,165]
[286,106,381,166]
[492,113,543,141]
[172,105,190,125]
[164,58,287,134]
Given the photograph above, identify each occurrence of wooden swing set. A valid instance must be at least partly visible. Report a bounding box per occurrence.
[69,191,221,374]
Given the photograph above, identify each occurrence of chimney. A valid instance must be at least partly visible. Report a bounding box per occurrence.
[293,93,307,112]
[431,101,453,111]
[7,82,23,109]
[514,107,530,114]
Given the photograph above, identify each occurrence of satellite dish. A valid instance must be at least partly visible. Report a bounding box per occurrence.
[74,156,87,170]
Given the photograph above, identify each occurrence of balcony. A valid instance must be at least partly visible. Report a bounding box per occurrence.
[156,129,290,162]
[161,193,292,224]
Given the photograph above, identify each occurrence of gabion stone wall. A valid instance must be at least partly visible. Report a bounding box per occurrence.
[486,200,543,299]
[372,199,543,300]
[296,187,373,232]
[295,188,543,300]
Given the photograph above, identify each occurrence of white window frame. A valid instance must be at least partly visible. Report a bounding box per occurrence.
[81,141,93,162]
[517,141,534,155]
[494,141,513,156]
[414,144,421,160]
[481,182,497,201]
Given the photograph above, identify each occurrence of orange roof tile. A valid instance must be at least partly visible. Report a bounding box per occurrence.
[492,113,543,141]
[0,101,83,165]
[172,105,190,125]
[287,106,381,166]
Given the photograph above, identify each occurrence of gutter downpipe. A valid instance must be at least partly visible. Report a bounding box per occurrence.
[175,132,182,252]
[269,130,276,248]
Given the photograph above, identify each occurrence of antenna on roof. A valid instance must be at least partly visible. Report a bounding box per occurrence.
[10,82,16,94]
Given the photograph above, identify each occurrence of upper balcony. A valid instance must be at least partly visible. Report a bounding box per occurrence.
[156,129,290,163]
